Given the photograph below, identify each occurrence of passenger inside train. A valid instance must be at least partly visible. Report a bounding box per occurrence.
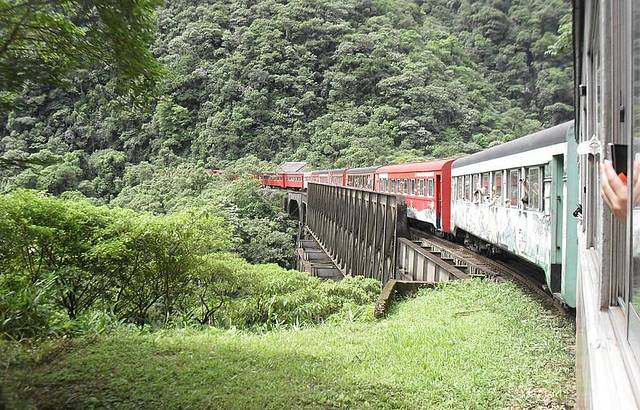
[600,159,640,222]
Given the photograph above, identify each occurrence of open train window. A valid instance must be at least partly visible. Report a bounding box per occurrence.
[472,174,479,202]
[491,172,503,204]
[527,167,541,211]
[508,169,520,207]
[457,177,463,200]
[464,175,470,201]
[481,173,490,203]
[628,0,640,362]
[427,179,434,197]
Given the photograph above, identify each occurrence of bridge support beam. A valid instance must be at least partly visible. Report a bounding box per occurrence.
[305,183,408,283]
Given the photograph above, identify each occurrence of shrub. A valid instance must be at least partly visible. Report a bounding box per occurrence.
[0,191,380,338]
[199,254,381,330]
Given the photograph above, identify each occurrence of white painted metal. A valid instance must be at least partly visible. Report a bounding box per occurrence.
[452,143,566,176]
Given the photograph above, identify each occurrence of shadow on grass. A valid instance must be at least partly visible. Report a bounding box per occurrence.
[5,332,414,410]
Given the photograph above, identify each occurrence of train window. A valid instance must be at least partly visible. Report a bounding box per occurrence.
[462,175,469,201]
[629,1,640,357]
[471,174,479,202]
[508,169,520,207]
[458,177,463,200]
[411,179,416,195]
[427,179,434,197]
[418,179,424,196]
[527,167,541,211]
[481,173,490,203]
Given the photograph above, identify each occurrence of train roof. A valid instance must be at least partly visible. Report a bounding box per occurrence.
[279,162,307,172]
[376,159,454,174]
[453,121,574,169]
[310,168,346,175]
[346,166,380,174]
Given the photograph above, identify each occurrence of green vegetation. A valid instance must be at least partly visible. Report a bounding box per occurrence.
[0,1,576,408]
[2,281,575,409]
[0,0,163,98]
[0,190,377,339]
[1,0,572,198]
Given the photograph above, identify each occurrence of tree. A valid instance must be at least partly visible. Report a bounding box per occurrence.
[0,0,163,93]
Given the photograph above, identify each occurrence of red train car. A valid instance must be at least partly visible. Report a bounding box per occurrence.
[283,173,304,189]
[308,169,346,186]
[260,172,285,188]
[375,160,454,232]
[346,166,379,190]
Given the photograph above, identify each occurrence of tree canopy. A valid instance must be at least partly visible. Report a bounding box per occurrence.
[0,0,163,97]
[1,0,572,188]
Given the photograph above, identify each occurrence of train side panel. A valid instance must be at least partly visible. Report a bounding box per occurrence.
[283,173,304,189]
[375,160,453,232]
[450,122,576,307]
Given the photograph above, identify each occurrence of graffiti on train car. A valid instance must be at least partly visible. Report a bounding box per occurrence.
[408,205,436,226]
[452,202,551,272]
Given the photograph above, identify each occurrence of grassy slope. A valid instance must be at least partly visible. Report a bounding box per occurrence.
[1,280,574,409]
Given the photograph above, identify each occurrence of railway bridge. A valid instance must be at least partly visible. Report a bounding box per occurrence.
[285,183,471,286]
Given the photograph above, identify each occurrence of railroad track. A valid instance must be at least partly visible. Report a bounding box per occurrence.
[407,228,572,315]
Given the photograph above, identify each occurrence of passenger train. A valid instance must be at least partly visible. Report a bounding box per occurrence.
[260,122,577,308]
[259,0,640,405]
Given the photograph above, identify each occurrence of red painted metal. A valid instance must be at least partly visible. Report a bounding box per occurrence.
[283,173,304,189]
[308,169,346,186]
[260,172,285,188]
[374,159,454,232]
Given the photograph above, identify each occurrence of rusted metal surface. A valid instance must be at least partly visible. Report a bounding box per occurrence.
[305,183,408,283]
[396,238,469,282]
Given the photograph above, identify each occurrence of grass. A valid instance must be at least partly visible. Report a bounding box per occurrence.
[0,280,575,409]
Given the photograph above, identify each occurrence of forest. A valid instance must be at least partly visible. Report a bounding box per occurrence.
[1,0,572,197]
[0,1,576,407]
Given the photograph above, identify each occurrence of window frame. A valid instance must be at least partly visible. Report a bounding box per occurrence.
[526,166,542,212]
[464,175,471,201]
[508,168,520,208]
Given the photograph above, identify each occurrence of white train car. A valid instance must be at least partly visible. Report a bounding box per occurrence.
[450,122,578,307]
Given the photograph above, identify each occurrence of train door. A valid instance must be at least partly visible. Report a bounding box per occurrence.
[436,174,442,230]
[549,154,564,295]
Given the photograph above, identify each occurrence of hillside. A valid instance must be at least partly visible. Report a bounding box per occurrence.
[0,0,571,203]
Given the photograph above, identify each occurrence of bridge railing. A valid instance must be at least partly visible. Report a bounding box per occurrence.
[306,183,408,283]
[396,238,469,282]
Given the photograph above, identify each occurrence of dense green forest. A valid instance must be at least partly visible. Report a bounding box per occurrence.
[1,0,572,198]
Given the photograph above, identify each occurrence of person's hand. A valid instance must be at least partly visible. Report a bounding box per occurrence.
[601,160,627,221]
